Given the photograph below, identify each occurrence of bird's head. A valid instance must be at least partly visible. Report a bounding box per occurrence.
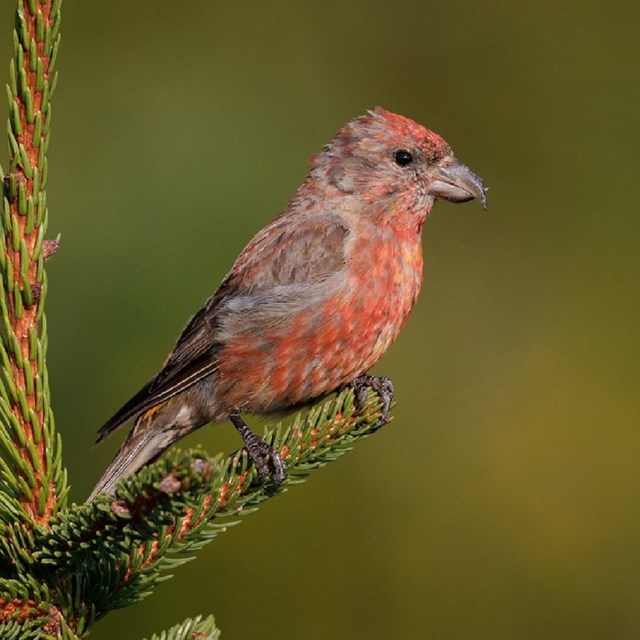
[315,107,486,217]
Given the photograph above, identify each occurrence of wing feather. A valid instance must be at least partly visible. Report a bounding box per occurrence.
[96,213,349,442]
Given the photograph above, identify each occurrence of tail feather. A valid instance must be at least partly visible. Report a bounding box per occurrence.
[88,420,165,500]
[89,399,203,502]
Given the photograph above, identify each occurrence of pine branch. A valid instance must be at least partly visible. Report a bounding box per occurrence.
[29,390,388,621]
[0,0,66,526]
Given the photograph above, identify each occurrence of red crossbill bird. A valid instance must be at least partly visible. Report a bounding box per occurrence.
[89,108,486,500]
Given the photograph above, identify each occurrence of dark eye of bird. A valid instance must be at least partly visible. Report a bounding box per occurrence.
[394,149,413,166]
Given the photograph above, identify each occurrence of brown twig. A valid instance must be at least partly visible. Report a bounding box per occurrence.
[0,595,62,636]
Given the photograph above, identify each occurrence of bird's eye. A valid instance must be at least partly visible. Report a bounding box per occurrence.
[394,149,413,166]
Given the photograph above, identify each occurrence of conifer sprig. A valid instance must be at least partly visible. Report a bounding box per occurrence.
[0,386,389,636]
[31,390,386,620]
[145,614,220,640]
[0,0,65,525]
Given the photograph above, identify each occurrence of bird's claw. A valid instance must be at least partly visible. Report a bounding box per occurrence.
[348,374,394,432]
[230,414,287,487]
[247,436,287,486]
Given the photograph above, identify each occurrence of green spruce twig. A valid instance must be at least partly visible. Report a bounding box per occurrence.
[29,390,387,623]
[145,614,220,640]
[0,0,66,526]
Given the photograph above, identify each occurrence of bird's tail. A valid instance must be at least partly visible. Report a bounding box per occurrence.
[88,402,196,501]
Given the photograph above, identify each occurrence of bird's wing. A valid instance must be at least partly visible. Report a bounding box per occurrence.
[95,213,349,443]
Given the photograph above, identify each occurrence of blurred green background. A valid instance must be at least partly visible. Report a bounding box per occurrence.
[2,1,639,638]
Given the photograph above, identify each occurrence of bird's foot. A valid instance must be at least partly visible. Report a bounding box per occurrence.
[230,414,287,486]
[348,373,394,432]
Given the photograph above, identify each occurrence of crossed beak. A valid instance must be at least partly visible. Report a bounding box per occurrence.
[428,158,487,210]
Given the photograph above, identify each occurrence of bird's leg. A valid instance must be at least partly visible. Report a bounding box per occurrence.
[348,373,394,432]
[229,414,287,485]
